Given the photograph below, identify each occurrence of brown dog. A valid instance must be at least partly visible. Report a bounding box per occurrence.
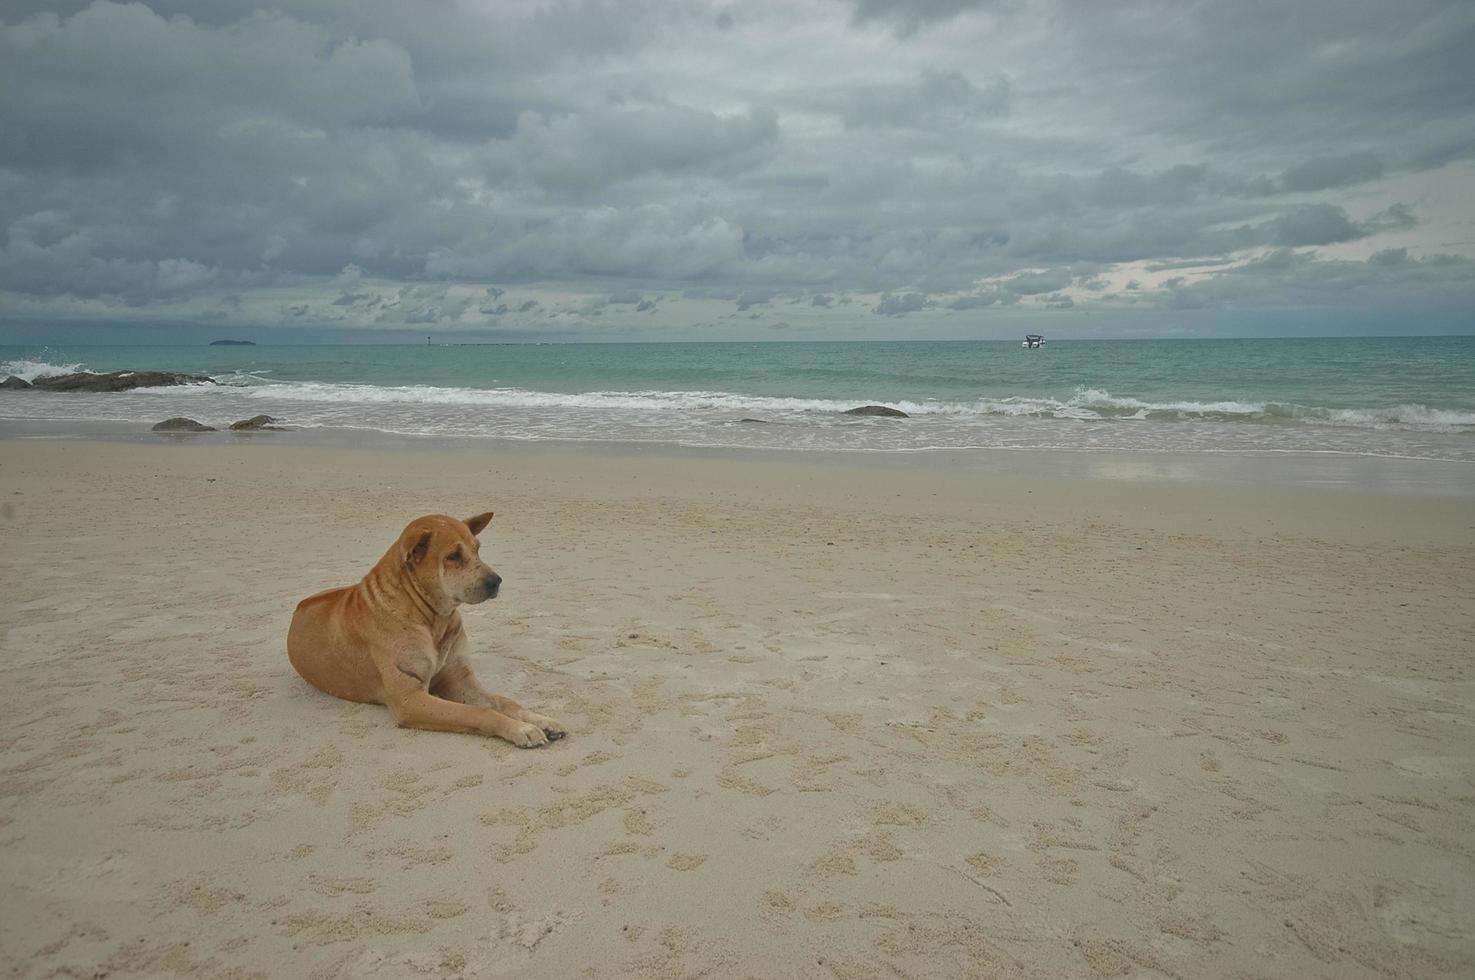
[287,512,565,747]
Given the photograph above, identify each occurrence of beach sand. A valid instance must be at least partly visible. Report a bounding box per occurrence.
[1,438,1473,979]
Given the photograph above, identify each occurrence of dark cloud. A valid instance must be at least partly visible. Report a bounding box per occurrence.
[945,290,1001,310]
[846,0,1002,34]
[1003,269,1073,295]
[837,69,1011,130]
[1265,204,1365,247]
[1156,248,1475,310]
[873,292,928,315]
[1083,166,1214,208]
[506,103,779,192]
[1366,203,1418,233]
[1276,153,1386,194]
[0,0,1471,334]
[735,289,775,311]
[1047,1,1475,166]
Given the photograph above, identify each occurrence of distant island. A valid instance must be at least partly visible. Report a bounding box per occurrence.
[209,339,256,346]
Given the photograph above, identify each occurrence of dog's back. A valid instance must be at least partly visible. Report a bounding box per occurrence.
[287,585,385,704]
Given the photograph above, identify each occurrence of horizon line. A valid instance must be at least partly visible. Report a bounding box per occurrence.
[4,332,1475,347]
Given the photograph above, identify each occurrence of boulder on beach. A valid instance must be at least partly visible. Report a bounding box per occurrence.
[152,417,216,432]
[842,405,909,418]
[228,415,283,431]
[0,375,32,390]
[33,371,214,392]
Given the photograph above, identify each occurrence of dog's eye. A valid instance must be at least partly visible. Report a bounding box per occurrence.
[447,550,463,563]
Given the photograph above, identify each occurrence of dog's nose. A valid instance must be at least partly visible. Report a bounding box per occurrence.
[484,573,502,597]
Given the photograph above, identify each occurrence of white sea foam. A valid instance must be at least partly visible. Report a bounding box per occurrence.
[209,370,273,387]
[234,381,853,414]
[218,379,1475,432]
[1317,404,1475,431]
[0,358,88,382]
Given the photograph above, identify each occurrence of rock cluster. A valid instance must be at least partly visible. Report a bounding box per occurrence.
[842,405,909,418]
[152,417,217,432]
[228,415,285,431]
[27,371,214,392]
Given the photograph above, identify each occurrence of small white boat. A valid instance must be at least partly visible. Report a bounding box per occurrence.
[1022,334,1045,348]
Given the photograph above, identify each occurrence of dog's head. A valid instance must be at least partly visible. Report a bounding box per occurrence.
[399,512,501,607]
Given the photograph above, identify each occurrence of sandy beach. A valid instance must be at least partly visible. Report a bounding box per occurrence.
[1,437,1473,979]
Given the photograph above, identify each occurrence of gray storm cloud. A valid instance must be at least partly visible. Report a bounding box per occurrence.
[1,0,1473,338]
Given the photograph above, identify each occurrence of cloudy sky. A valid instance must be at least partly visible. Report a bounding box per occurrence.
[2,0,1474,342]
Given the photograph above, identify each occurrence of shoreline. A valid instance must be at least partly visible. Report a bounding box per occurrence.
[4,418,1474,497]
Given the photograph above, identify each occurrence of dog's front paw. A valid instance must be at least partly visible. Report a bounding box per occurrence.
[522,712,567,741]
[505,722,549,749]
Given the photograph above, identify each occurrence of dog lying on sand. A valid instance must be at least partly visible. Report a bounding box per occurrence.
[287,512,566,747]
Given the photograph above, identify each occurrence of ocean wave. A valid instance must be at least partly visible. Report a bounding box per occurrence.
[0,357,88,382]
[220,379,1475,432]
[1316,404,1475,430]
[209,370,274,387]
[234,381,862,413]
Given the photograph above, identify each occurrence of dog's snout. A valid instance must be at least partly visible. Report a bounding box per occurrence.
[484,573,502,597]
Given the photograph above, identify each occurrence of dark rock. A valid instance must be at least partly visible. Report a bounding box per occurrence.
[0,375,32,390]
[229,415,284,431]
[32,371,214,392]
[737,418,769,424]
[152,417,216,432]
[209,339,256,346]
[842,405,909,418]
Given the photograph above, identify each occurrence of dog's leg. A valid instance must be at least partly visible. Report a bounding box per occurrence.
[435,654,567,741]
[386,688,550,747]
[381,657,548,747]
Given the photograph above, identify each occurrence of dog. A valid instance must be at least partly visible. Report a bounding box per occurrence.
[287,512,565,747]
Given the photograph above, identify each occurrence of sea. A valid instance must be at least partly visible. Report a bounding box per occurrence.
[2,337,1474,474]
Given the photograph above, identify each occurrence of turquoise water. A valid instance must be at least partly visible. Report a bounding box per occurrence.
[3,337,1474,460]
[5,337,1474,408]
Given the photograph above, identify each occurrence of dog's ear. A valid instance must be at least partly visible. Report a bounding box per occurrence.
[464,511,494,536]
[406,529,433,565]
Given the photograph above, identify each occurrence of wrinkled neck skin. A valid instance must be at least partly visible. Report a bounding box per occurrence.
[362,548,457,632]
